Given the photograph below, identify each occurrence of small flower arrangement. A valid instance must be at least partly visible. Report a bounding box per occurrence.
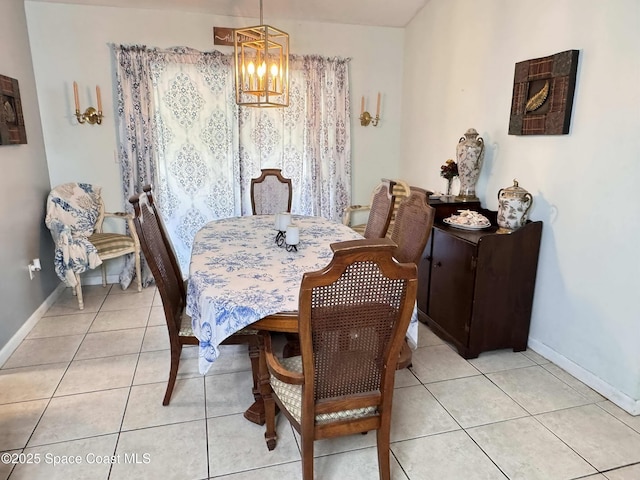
[440,159,458,196]
[440,159,458,181]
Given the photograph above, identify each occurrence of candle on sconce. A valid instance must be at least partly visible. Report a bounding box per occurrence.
[285,224,299,245]
[361,96,365,115]
[274,213,282,230]
[96,85,102,112]
[376,92,381,117]
[73,81,80,112]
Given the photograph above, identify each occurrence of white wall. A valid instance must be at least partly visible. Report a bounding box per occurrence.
[0,0,59,355]
[24,1,405,282]
[402,0,640,413]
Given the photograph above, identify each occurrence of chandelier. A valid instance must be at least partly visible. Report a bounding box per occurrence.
[234,0,289,107]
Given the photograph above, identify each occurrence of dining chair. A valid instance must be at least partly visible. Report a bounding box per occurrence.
[389,186,435,369]
[129,186,262,408]
[343,178,410,238]
[390,186,436,265]
[262,237,418,480]
[45,182,142,309]
[250,168,293,215]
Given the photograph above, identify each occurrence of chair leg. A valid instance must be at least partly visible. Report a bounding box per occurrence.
[101,263,107,287]
[300,436,314,480]
[135,252,142,292]
[75,272,84,310]
[163,344,182,406]
[376,425,392,480]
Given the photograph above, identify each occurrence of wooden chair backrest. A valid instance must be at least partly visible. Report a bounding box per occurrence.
[385,179,411,239]
[141,185,186,299]
[390,186,436,265]
[129,190,185,341]
[363,180,396,239]
[250,168,293,215]
[297,238,417,427]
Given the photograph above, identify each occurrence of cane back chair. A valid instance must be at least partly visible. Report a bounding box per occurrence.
[263,238,418,480]
[343,178,410,239]
[250,168,293,215]
[129,186,261,408]
[389,186,435,369]
[390,187,436,266]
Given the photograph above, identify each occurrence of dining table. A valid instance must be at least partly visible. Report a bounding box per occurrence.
[185,214,419,433]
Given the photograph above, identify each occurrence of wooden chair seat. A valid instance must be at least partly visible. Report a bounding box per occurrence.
[269,355,378,424]
[176,311,259,338]
[88,232,137,257]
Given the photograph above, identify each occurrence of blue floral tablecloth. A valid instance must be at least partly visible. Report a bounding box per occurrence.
[187,215,418,374]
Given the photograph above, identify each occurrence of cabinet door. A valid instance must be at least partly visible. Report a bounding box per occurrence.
[428,229,476,348]
[417,234,433,315]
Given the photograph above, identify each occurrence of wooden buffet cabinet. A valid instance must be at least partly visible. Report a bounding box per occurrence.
[420,199,542,359]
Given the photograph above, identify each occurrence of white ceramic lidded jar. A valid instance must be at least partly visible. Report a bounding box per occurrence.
[497,179,533,233]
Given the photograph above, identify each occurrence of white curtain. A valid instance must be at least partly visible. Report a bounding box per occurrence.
[149,48,240,271]
[114,45,351,274]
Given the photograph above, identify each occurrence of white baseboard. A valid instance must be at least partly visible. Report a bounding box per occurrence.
[0,283,66,368]
[528,338,640,416]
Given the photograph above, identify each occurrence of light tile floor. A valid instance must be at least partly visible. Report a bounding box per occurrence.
[1,284,640,479]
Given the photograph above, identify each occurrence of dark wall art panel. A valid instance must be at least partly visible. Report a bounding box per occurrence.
[0,74,27,145]
[509,50,579,136]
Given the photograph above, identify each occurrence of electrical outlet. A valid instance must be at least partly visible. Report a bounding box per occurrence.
[28,258,41,280]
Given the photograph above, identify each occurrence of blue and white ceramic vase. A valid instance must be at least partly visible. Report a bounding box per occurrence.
[455,128,484,202]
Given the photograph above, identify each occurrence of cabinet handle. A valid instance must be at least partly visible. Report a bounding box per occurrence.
[426,255,432,262]
[434,261,442,268]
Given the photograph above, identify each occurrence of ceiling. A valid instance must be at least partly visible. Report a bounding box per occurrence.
[27,0,429,27]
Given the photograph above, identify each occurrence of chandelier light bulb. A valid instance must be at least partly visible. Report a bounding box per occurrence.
[258,62,266,78]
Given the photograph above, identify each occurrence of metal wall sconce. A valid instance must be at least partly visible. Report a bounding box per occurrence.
[73,81,103,125]
[360,92,381,126]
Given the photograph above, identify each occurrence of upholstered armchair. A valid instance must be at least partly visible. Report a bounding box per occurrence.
[45,182,142,309]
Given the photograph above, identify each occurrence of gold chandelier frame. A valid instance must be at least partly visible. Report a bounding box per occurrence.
[234,0,289,107]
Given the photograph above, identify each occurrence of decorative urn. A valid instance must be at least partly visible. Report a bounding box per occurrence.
[497,179,533,232]
[455,128,485,202]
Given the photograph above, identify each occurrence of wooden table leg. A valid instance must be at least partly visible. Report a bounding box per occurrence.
[243,341,266,425]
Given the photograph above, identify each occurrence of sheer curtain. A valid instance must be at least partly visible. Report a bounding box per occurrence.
[114,45,351,274]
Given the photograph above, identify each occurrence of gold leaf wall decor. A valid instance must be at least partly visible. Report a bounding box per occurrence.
[525,80,549,112]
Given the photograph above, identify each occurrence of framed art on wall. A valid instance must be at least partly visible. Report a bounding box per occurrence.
[508,50,579,136]
[0,74,27,145]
